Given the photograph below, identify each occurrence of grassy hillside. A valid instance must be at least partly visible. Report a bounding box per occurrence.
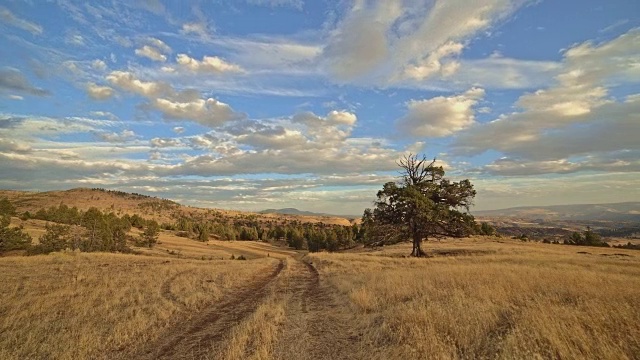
[474,202,640,221]
[0,188,353,226]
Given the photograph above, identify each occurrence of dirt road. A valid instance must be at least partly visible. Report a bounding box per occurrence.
[127,254,361,359]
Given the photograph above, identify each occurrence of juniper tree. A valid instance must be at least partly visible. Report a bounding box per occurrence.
[364,154,477,257]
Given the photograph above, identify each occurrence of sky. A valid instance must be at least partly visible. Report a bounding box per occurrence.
[0,0,639,215]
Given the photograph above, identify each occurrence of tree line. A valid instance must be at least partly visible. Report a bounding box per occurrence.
[167,215,363,251]
[0,199,161,255]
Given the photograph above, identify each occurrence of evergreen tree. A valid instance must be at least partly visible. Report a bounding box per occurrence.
[365,154,477,257]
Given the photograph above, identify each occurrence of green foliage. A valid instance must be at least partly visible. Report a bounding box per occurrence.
[479,222,497,236]
[31,203,81,225]
[364,154,477,257]
[195,222,209,242]
[286,227,305,250]
[564,227,609,247]
[0,214,32,252]
[140,221,160,248]
[0,198,16,217]
[31,224,71,254]
[613,242,640,250]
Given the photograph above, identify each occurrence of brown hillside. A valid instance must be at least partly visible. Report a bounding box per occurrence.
[0,188,353,226]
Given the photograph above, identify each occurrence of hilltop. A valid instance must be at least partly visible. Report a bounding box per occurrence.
[0,188,354,226]
[474,202,640,222]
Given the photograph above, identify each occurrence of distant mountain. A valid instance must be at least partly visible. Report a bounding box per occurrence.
[259,208,357,219]
[474,202,640,222]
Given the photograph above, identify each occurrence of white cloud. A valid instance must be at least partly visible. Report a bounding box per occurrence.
[181,22,211,39]
[172,126,185,134]
[105,71,244,126]
[175,54,245,74]
[135,45,167,62]
[98,129,137,143]
[91,59,107,71]
[452,29,640,176]
[326,110,357,126]
[106,71,170,98]
[0,138,32,153]
[211,37,322,71]
[324,0,532,84]
[401,41,464,81]
[152,97,243,127]
[134,37,172,62]
[0,6,43,35]
[449,57,561,89]
[150,137,182,148]
[246,0,304,10]
[145,37,171,53]
[397,87,485,137]
[86,82,115,100]
[65,33,85,46]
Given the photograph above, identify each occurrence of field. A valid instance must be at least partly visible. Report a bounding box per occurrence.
[1,235,640,359]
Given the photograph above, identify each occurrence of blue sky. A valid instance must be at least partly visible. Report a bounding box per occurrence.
[0,0,639,215]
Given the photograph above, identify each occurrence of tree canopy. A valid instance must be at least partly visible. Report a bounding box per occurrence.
[363,154,477,257]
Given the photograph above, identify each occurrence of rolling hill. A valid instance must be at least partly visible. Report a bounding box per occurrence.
[0,188,354,226]
[474,202,640,222]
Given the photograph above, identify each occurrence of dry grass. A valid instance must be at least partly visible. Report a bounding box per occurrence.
[310,237,640,359]
[3,233,639,359]
[0,188,353,226]
[216,290,287,360]
[0,252,277,360]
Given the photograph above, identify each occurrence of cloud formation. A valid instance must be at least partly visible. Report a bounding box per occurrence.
[86,82,115,100]
[0,67,50,96]
[0,7,43,35]
[453,29,640,175]
[175,54,245,74]
[398,87,485,137]
[324,0,532,84]
[106,70,244,127]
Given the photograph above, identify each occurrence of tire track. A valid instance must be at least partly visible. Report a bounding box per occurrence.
[160,269,197,306]
[133,260,284,360]
[273,258,360,359]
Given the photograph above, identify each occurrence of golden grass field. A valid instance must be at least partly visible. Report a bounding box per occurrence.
[1,229,639,359]
[310,238,640,359]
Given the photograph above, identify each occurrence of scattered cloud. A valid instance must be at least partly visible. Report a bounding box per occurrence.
[175,54,245,74]
[452,29,640,175]
[106,70,171,98]
[0,6,43,35]
[246,0,304,10]
[97,129,137,143]
[91,59,108,71]
[86,82,115,100]
[135,37,172,62]
[135,45,167,62]
[323,0,533,84]
[0,67,50,96]
[151,97,244,127]
[181,22,212,39]
[397,87,485,137]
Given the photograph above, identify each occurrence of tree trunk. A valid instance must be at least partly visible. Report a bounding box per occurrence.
[411,233,426,257]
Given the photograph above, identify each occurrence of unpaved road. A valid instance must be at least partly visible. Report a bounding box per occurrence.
[127,255,361,359]
[273,258,361,359]
[132,260,284,360]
